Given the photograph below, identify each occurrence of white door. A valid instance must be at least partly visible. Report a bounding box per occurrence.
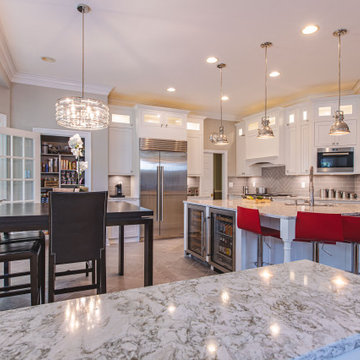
[285,125,298,175]
[0,127,40,203]
[300,123,311,174]
[187,133,202,176]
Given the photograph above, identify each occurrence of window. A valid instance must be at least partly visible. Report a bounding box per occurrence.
[112,114,131,124]
[303,110,308,121]
[289,114,295,124]
[318,106,331,116]
[248,122,258,131]
[340,105,353,115]
[187,122,200,131]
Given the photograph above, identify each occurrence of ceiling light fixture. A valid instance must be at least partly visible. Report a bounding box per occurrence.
[206,56,218,64]
[258,42,275,139]
[167,87,176,92]
[221,95,229,101]
[41,56,56,63]
[302,24,319,35]
[269,71,280,78]
[55,4,109,130]
[329,28,350,136]
[209,63,229,145]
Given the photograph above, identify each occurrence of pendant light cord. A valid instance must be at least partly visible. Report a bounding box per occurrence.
[264,45,268,119]
[337,32,341,111]
[220,66,223,126]
[81,8,85,99]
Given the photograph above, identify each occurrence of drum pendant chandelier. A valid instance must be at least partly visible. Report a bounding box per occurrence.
[56,4,109,130]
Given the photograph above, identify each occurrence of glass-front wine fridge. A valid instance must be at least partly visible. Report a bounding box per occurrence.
[186,204,206,261]
[209,208,235,272]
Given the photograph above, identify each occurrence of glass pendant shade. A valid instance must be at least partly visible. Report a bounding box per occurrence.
[329,110,350,135]
[258,116,274,139]
[56,96,109,130]
[56,4,109,130]
[210,125,228,145]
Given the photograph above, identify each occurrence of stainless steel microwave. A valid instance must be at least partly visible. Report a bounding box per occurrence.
[317,147,354,173]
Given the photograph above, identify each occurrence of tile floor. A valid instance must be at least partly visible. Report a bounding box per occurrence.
[0,238,215,311]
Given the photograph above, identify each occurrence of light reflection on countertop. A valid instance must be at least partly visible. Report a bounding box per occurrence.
[1,260,360,359]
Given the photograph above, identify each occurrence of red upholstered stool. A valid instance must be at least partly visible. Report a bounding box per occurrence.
[342,216,360,274]
[237,206,280,267]
[295,211,344,263]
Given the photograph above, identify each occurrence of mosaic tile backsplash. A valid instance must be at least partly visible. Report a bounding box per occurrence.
[229,166,360,197]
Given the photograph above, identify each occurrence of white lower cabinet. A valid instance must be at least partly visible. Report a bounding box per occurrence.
[108,126,134,175]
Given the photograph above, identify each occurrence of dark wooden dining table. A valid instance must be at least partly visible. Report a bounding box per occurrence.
[0,201,154,286]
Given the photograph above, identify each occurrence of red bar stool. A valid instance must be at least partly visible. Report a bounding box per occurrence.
[295,211,343,263]
[341,216,360,274]
[237,206,280,267]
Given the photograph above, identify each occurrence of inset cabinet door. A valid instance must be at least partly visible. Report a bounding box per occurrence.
[108,127,134,175]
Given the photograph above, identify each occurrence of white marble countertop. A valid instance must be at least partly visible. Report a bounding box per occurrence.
[0,260,360,359]
[185,198,360,219]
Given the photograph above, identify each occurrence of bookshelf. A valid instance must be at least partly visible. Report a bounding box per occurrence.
[40,135,86,203]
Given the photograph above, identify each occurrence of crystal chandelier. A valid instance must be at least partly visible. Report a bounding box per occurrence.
[329,29,350,136]
[258,42,275,139]
[56,4,109,130]
[209,63,229,145]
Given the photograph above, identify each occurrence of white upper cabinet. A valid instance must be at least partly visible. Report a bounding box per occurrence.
[315,119,357,147]
[108,106,134,175]
[187,116,205,176]
[136,105,188,141]
[244,108,283,161]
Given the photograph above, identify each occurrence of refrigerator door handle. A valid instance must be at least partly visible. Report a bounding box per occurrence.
[160,166,164,222]
[156,166,161,222]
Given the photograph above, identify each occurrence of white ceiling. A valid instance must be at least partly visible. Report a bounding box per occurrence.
[1,0,360,117]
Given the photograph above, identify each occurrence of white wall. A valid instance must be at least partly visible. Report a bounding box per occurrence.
[10,83,109,191]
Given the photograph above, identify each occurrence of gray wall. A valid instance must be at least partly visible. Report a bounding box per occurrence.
[203,118,236,176]
[0,85,11,124]
[11,83,108,191]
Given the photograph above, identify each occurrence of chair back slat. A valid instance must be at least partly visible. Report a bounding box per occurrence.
[49,191,107,264]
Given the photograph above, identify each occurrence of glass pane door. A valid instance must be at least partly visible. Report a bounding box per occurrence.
[188,206,205,258]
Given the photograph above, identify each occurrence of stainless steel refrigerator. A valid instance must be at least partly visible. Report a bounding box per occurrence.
[140,138,187,239]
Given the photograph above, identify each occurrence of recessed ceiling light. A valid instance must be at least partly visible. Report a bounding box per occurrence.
[269,71,280,77]
[167,87,176,92]
[41,56,56,63]
[206,56,218,64]
[302,25,319,35]
[221,95,229,101]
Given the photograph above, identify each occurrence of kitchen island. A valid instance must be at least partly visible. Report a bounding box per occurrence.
[184,199,360,272]
[0,260,360,359]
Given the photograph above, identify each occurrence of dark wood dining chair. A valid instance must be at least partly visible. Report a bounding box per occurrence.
[48,191,107,302]
[0,231,45,305]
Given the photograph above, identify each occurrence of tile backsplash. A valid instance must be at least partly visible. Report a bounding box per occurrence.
[230,166,359,197]
[108,175,132,196]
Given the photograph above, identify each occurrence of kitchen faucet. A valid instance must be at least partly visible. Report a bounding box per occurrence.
[309,166,314,206]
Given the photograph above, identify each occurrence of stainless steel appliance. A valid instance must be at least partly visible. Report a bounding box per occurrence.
[256,186,267,195]
[115,183,125,197]
[317,147,354,173]
[186,204,207,260]
[209,208,235,272]
[140,138,187,239]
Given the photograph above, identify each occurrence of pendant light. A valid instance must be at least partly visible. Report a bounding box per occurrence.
[56,4,109,130]
[209,63,229,145]
[329,29,350,136]
[257,42,275,139]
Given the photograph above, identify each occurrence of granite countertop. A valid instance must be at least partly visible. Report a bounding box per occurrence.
[1,260,360,359]
[185,198,360,219]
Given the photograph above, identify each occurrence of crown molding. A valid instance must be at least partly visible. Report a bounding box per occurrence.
[0,22,16,84]
[12,72,113,96]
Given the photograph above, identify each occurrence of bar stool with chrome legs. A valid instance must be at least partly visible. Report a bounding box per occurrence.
[237,206,281,267]
[341,216,360,274]
[294,212,344,263]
